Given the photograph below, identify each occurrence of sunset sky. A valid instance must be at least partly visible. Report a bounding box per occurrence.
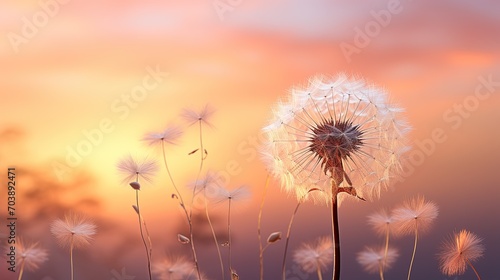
[1,0,499,279]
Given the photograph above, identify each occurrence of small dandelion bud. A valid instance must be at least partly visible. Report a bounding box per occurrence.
[188,149,199,155]
[171,194,178,199]
[267,232,282,243]
[177,234,190,244]
[129,182,141,190]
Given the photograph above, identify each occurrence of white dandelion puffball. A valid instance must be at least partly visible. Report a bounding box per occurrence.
[262,74,411,205]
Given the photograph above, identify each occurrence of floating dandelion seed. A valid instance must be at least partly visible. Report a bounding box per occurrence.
[293,236,333,280]
[15,239,49,280]
[392,196,438,280]
[182,104,216,127]
[152,256,194,280]
[438,230,484,279]
[368,209,394,237]
[262,74,411,280]
[142,125,184,149]
[117,154,159,183]
[357,246,399,279]
[50,213,96,280]
[50,213,97,249]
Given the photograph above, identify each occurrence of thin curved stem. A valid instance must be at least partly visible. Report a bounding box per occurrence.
[70,236,74,280]
[282,189,320,280]
[407,223,419,280]
[381,228,390,279]
[205,195,224,280]
[17,258,26,280]
[258,175,270,280]
[466,259,481,280]
[228,198,233,276]
[136,189,152,280]
[161,142,202,280]
[317,263,324,280]
[378,260,384,280]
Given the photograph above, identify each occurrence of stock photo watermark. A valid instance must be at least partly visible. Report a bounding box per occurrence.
[6,0,72,54]
[51,65,169,181]
[213,0,243,21]
[339,0,406,63]
[110,268,136,280]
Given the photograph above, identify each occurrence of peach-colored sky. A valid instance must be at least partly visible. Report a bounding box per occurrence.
[1,0,499,279]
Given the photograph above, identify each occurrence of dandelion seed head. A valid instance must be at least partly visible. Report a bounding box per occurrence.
[117,154,159,184]
[293,236,333,273]
[50,213,97,249]
[211,185,251,204]
[152,256,194,280]
[142,125,184,148]
[392,196,438,236]
[438,230,485,276]
[367,208,394,236]
[357,246,399,274]
[262,74,411,205]
[14,239,49,271]
[182,104,216,127]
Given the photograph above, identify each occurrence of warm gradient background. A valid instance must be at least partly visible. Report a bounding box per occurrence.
[1,0,499,279]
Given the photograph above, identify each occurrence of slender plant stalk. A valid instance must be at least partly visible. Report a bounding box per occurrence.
[228,197,233,276]
[316,263,324,280]
[258,175,270,280]
[205,194,225,280]
[407,223,419,280]
[17,258,26,280]
[378,260,384,280]
[381,228,390,279]
[70,236,74,280]
[466,259,482,280]
[161,141,202,280]
[282,189,320,280]
[330,194,340,280]
[135,189,152,280]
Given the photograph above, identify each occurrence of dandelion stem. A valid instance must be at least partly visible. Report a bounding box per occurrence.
[330,193,340,280]
[205,193,225,280]
[282,189,319,280]
[316,263,324,280]
[381,228,390,280]
[228,197,233,276]
[378,259,385,280]
[161,141,202,280]
[407,222,418,280]
[258,175,270,280]
[466,259,482,280]
[136,189,153,280]
[70,235,74,280]
[17,258,26,280]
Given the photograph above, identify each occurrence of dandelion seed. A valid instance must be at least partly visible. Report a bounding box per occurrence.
[117,154,159,184]
[142,125,184,148]
[438,230,484,279]
[368,209,394,237]
[262,74,410,280]
[50,213,97,249]
[14,239,48,280]
[367,208,395,276]
[392,196,439,236]
[152,256,194,280]
[293,236,333,280]
[50,213,96,280]
[357,246,399,279]
[182,104,216,127]
[392,196,438,280]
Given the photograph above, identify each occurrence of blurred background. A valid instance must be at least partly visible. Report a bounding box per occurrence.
[1,0,499,279]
